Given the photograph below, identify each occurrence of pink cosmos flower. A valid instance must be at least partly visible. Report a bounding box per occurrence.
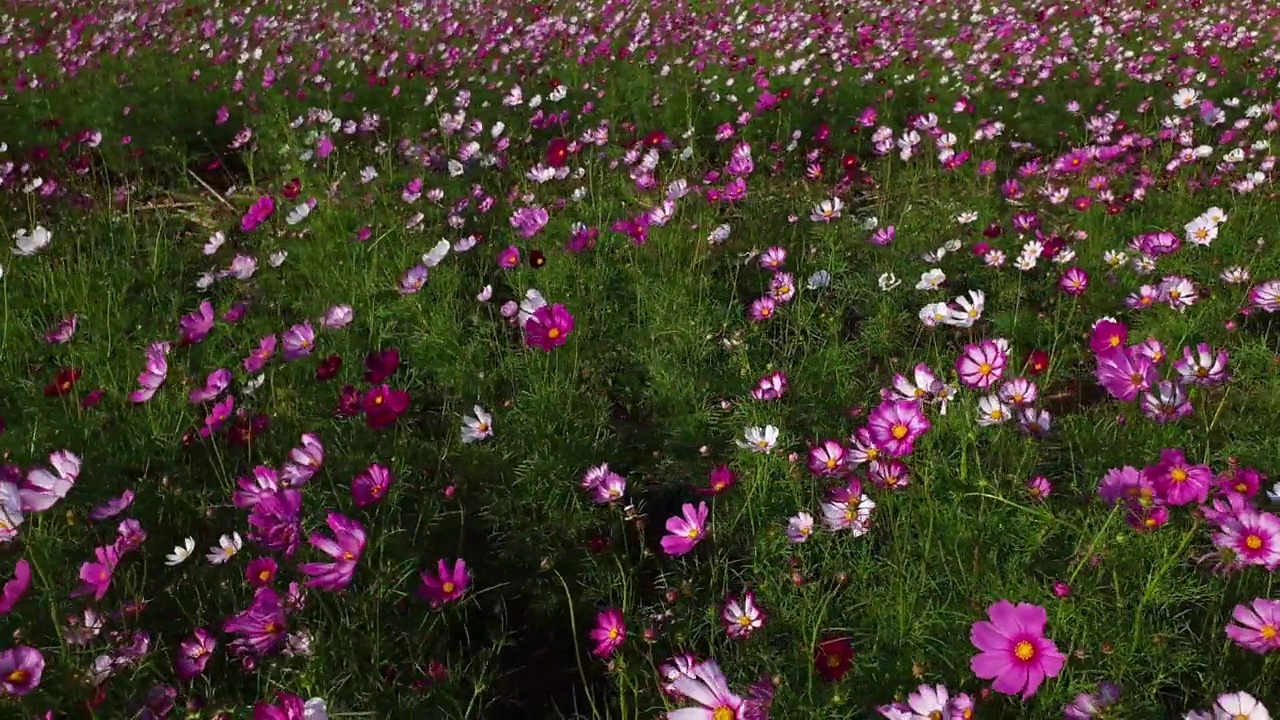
[0,559,32,614]
[721,591,766,639]
[280,322,316,361]
[955,340,1007,389]
[969,600,1066,700]
[589,607,626,658]
[524,304,574,351]
[420,558,469,608]
[661,502,709,557]
[351,463,393,507]
[497,245,521,268]
[298,513,365,591]
[0,646,43,696]
[866,399,931,458]
[1225,598,1280,654]
[1213,510,1280,569]
[179,301,216,344]
[806,439,847,477]
[666,660,745,719]
[174,628,216,681]
[20,449,80,512]
[510,206,549,238]
[45,315,77,344]
[1095,347,1158,402]
[189,368,232,404]
[129,342,171,403]
[240,195,275,233]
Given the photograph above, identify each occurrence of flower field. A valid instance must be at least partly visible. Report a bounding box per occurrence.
[4,0,1280,717]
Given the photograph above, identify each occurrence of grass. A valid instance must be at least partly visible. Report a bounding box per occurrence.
[2,0,1280,717]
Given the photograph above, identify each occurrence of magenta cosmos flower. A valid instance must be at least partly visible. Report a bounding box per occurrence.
[1225,598,1280,654]
[420,558,470,608]
[589,607,626,658]
[524,304,574,351]
[661,502,709,557]
[0,646,44,696]
[298,512,365,591]
[969,600,1066,700]
[866,399,931,458]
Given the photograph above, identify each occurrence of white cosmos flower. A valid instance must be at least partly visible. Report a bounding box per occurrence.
[269,251,288,267]
[206,532,243,565]
[916,269,946,291]
[303,698,329,720]
[0,480,25,544]
[285,202,311,225]
[461,406,493,443]
[805,270,831,290]
[166,537,196,566]
[878,272,901,291]
[203,231,226,255]
[737,425,779,453]
[422,239,451,267]
[919,302,950,327]
[12,226,51,256]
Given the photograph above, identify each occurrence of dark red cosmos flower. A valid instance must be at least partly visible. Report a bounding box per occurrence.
[227,413,269,445]
[316,355,343,382]
[364,349,400,383]
[335,385,361,418]
[282,177,301,200]
[528,249,546,269]
[44,367,82,397]
[81,388,105,408]
[545,138,570,168]
[1026,349,1050,375]
[814,636,854,682]
[362,385,410,429]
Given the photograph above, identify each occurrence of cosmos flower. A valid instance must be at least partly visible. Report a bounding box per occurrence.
[969,600,1066,700]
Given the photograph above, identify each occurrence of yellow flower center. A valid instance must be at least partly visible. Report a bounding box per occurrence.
[824,458,837,469]
[713,708,734,720]
[891,424,909,440]
[373,395,384,405]
[548,328,561,339]
[442,581,456,594]
[342,551,355,560]
[737,615,752,627]
[1013,640,1036,661]
[1109,335,1121,346]
[826,655,841,668]
[760,306,772,317]
[607,627,620,640]
[1130,372,1145,384]
[990,409,1004,420]
[7,669,28,685]
[1261,625,1277,641]
[687,528,700,539]
[1236,483,1248,493]
[865,448,879,461]
[1171,468,1188,483]
[1245,534,1264,550]
[258,570,272,581]
[978,362,993,375]
[264,622,279,634]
